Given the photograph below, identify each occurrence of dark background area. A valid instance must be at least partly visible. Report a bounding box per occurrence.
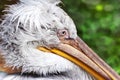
[0,0,120,74]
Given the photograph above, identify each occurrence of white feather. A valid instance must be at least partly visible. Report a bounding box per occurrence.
[20,0,61,4]
[0,0,94,80]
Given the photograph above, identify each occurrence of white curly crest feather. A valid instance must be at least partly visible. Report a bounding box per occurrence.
[0,0,77,69]
[20,0,61,4]
[0,0,95,80]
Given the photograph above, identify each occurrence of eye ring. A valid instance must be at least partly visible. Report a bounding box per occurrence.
[60,30,67,35]
[57,29,69,37]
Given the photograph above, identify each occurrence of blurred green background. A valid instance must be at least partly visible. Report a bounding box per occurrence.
[0,0,120,74]
[62,0,120,74]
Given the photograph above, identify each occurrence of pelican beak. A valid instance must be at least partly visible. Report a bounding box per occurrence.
[37,36,120,80]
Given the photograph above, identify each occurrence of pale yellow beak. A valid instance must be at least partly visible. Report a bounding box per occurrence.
[0,36,119,79]
[37,37,120,80]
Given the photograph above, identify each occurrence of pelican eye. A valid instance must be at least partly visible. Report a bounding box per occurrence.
[57,29,69,37]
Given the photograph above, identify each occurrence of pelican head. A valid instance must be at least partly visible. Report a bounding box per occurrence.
[0,0,119,80]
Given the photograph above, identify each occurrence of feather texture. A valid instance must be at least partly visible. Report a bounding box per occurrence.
[20,0,61,4]
[0,0,94,80]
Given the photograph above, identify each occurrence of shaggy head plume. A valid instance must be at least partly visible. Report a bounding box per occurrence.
[0,0,94,80]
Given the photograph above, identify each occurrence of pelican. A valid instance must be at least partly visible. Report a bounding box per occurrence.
[0,0,120,80]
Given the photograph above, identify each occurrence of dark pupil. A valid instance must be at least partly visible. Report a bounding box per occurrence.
[62,31,66,35]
